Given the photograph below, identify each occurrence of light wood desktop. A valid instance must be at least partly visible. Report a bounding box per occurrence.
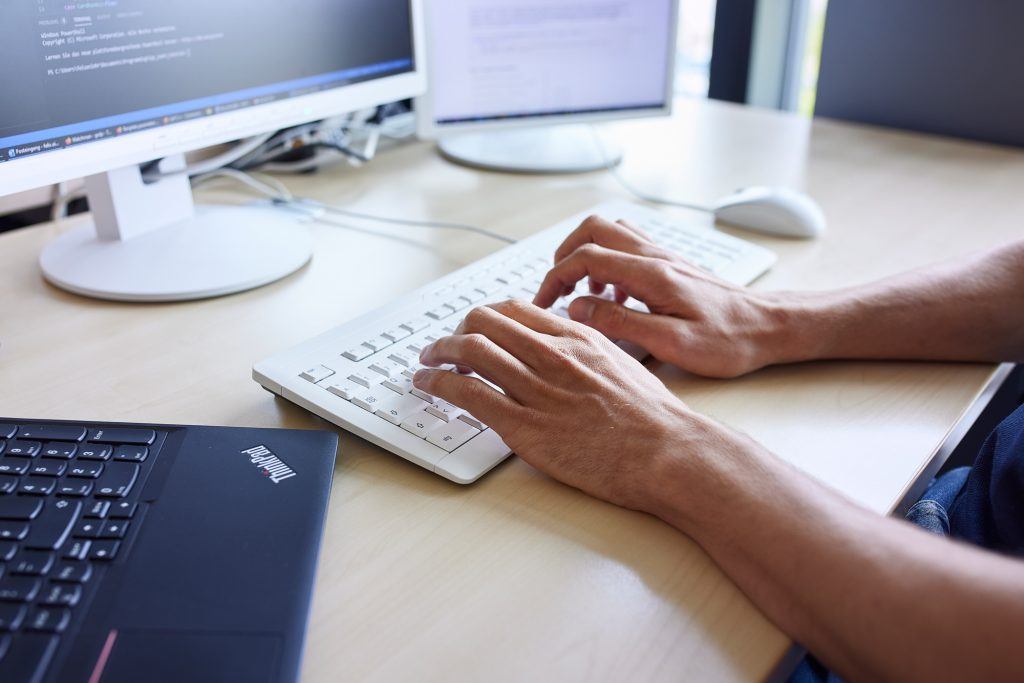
[1,98,1022,681]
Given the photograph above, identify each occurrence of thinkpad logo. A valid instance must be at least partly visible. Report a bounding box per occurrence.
[241,445,297,484]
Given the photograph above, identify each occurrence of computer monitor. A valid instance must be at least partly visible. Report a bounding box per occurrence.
[417,0,677,174]
[0,1,425,302]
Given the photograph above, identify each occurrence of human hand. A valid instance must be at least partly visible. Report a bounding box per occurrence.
[533,215,801,378]
[413,300,706,511]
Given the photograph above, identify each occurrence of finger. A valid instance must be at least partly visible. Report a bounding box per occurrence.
[568,296,682,358]
[614,286,629,304]
[419,333,538,403]
[455,304,556,370]
[589,279,607,295]
[412,368,520,431]
[553,214,659,264]
[616,219,654,243]
[533,245,674,309]
[488,298,578,337]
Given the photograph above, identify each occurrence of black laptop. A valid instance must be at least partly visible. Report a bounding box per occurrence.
[0,418,337,683]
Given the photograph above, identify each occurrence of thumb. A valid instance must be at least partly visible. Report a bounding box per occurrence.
[568,296,676,349]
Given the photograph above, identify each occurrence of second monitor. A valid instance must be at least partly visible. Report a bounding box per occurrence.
[418,0,679,173]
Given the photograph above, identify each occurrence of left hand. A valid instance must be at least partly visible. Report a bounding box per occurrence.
[413,299,708,511]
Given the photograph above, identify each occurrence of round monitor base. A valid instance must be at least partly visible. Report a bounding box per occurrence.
[437,125,623,174]
[40,205,313,303]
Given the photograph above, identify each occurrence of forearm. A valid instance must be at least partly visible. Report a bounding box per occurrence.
[766,240,1024,365]
[648,419,1024,682]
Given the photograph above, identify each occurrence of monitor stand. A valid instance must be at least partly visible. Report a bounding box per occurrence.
[437,124,623,174]
[39,155,312,303]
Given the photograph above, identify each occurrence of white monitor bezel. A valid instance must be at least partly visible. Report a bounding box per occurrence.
[0,0,426,198]
[416,0,679,140]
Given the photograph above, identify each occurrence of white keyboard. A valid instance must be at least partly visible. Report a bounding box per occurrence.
[253,201,777,483]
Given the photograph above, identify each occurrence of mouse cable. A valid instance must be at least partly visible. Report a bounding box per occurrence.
[587,125,715,215]
[191,168,517,245]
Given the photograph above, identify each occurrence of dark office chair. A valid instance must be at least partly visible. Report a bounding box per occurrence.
[816,0,1024,148]
[816,0,1024,475]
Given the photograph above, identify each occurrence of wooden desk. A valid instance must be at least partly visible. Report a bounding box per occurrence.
[2,98,1022,681]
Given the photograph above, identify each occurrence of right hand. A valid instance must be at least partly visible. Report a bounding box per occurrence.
[532,215,798,378]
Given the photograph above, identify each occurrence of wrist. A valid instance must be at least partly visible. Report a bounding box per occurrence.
[639,407,763,537]
[752,291,847,367]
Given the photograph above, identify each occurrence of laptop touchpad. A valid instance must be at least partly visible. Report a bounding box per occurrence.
[95,630,282,683]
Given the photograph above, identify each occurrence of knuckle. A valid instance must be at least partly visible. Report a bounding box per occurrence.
[462,333,491,355]
[464,306,489,328]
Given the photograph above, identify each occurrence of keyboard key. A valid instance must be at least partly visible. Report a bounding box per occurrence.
[0,577,41,602]
[362,336,393,352]
[0,542,16,562]
[347,372,376,389]
[77,444,113,461]
[388,351,417,367]
[56,482,93,497]
[39,443,76,460]
[17,425,85,442]
[10,551,54,576]
[446,297,472,311]
[63,540,91,561]
[94,462,139,498]
[300,365,335,383]
[368,360,403,378]
[67,462,104,479]
[73,520,101,539]
[0,425,16,440]
[26,607,70,633]
[426,305,455,320]
[382,327,411,343]
[108,502,137,519]
[51,561,92,584]
[459,413,489,431]
[352,385,394,413]
[426,400,463,423]
[0,634,59,682]
[28,462,65,477]
[427,420,481,453]
[90,540,120,561]
[401,317,431,333]
[0,603,26,631]
[376,394,431,426]
[342,345,373,362]
[410,388,437,405]
[326,380,359,401]
[0,458,30,476]
[4,442,40,458]
[400,411,445,439]
[99,520,130,539]
[38,582,81,607]
[114,445,148,463]
[406,339,428,354]
[0,498,43,520]
[85,428,155,445]
[83,501,110,519]
[25,501,81,551]
[0,523,28,541]
[18,478,56,496]
[383,376,414,395]
[0,476,16,495]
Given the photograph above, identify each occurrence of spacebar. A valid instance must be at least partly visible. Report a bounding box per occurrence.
[0,634,60,683]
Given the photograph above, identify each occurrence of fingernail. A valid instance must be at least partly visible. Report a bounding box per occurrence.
[413,369,429,386]
[573,299,596,322]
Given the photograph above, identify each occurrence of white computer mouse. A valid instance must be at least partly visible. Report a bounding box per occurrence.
[712,186,826,239]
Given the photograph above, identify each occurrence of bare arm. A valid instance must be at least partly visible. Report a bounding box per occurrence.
[412,300,1024,682]
[532,216,1024,377]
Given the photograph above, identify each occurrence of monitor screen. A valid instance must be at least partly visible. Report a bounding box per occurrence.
[427,0,675,126]
[0,0,415,164]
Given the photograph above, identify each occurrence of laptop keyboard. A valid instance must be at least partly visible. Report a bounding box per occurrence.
[0,421,161,681]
